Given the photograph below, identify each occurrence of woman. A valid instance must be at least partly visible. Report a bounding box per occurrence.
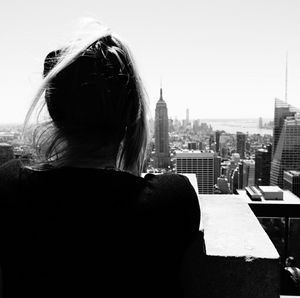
[0,20,200,297]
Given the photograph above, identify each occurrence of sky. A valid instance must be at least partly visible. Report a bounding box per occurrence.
[1,0,300,124]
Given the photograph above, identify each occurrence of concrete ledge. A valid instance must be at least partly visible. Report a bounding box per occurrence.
[183,195,280,298]
[201,196,279,259]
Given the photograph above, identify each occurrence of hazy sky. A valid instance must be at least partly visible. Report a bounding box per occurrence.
[1,0,300,123]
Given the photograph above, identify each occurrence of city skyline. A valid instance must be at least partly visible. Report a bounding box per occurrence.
[2,0,300,123]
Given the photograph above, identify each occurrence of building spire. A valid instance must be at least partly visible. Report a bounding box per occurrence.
[159,78,163,101]
[285,51,288,103]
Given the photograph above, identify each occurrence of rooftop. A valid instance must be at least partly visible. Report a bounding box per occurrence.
[237,188,300,207]
[175,150,215,157]
[259,185,283,193]
[285,170,300,177]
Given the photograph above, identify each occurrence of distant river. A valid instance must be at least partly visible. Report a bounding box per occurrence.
[202,119,273,135]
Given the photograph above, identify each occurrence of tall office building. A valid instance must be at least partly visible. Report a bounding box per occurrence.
[209,135,214,150]
[0,143,14,166]
[272,98,299,158]
[236,132,246,159]
[270,114,300,188]
[243,159,255,187]
[238,162,243,189]
[198,141,204,150]
[192,119,200,133]
[258,117,263,129]
[231,167,239,194]
[238,160,255,189]
[227,160,238,183]
[219,134,232,158]
[245,141,251,153]
[154,87,170,169]
[283,170,300,198]
[188,142,197,150]
[215,130,221,154]
[176,151,214,194]
[214,155,221,185]
[255,144,272,186]
[186,108,190,126]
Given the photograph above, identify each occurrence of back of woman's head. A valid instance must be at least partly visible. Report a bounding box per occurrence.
[24,20,149,175]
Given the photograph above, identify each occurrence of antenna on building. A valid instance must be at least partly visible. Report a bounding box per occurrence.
[285,51,288,103]
[160,77,163,100]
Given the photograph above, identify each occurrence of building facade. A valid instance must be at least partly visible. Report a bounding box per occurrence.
[188,142,197,151]
[283,170,300,198]
[186,108,190,127]
[214,156,221,185]
[272,98,299,158]
[255,144,272,186]
[236,132,246,159]
[259,117,263,129]
[270,114,300,188]
[176,151,215,194]
[215,130,221,155]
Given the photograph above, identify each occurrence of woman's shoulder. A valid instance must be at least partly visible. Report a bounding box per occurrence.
[141,173,200,241]
[143,172,196,191]
[0,159,24,183]
[141,173,199,206]
[0,159,29,199]
[0,159,47,191]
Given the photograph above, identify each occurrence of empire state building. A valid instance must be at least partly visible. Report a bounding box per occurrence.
[155,87,170,169]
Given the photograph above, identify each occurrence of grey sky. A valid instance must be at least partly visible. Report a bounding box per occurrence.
[1,0,300,123]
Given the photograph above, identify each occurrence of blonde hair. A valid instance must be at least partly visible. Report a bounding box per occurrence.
[23,20,149,176]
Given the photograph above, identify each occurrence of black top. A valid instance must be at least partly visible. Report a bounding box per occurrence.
[0,159,200,298]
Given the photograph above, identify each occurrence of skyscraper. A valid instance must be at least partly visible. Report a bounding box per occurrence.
[242,159,255,187]
[215,130,221,154]
[192,119,200,134]
[209,134,214,150]
[270,114,300,188]
[255,144,272,186]
[186,108,190,126]
[236,132,246,159]
[272,98,299,158]
[214,155,221,185]
[283,170,300,198]
[198,141,204,150]
[231,167,239,194]
[258,117,263,129]
[176,151,214,194]
[188,142,197,150]
[238,162,243,189]
[154,87,170,169]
